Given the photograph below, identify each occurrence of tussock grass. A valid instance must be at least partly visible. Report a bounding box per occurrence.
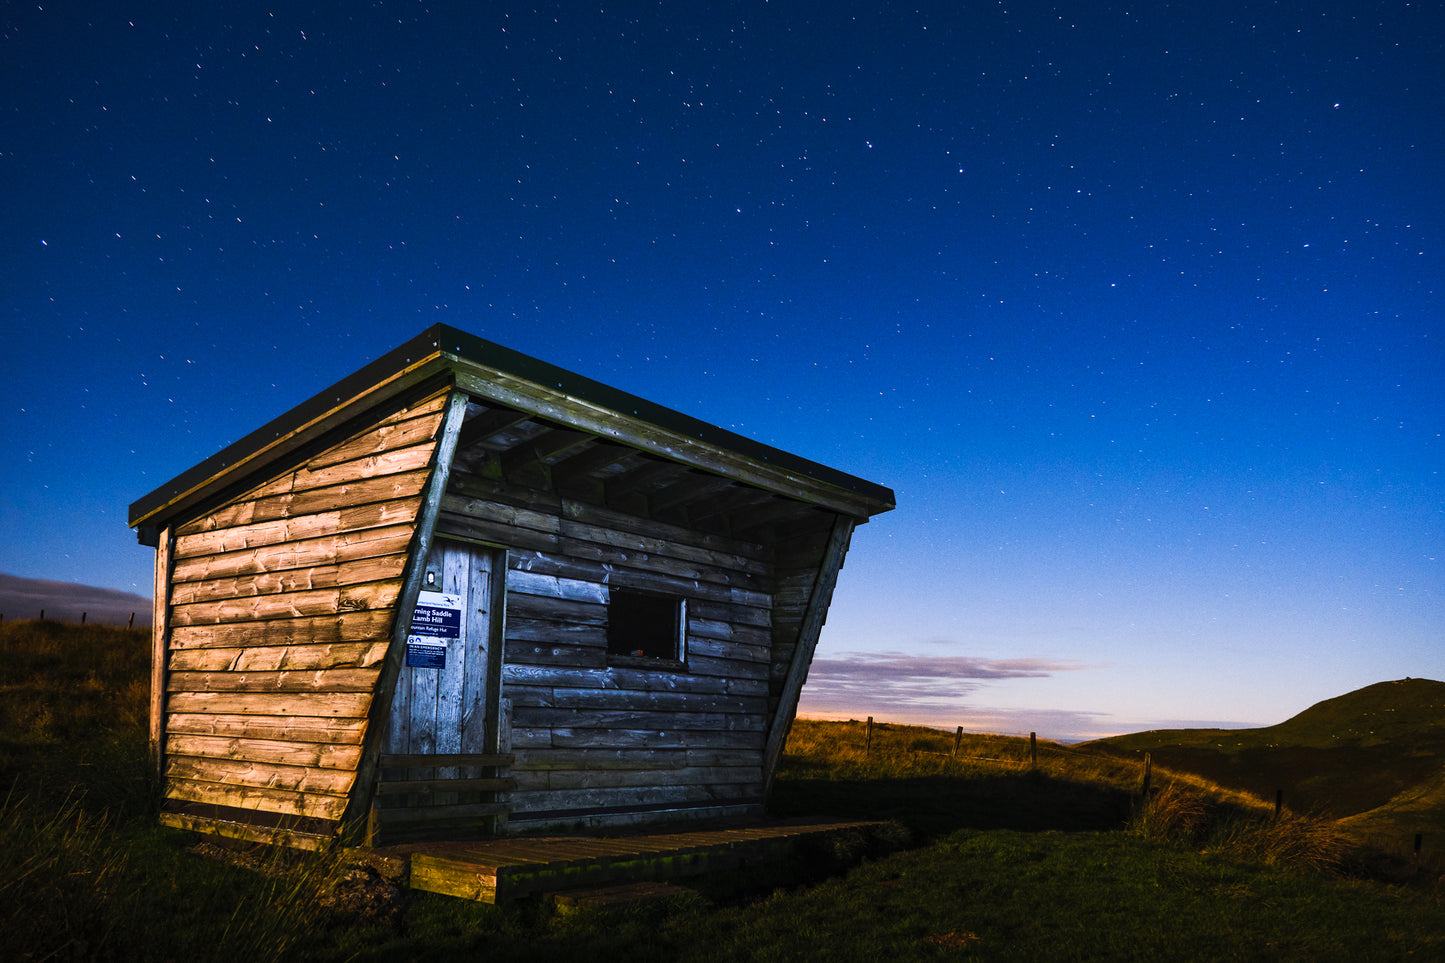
[0,786,354,962]
[1128,781,1352,873]
[785,718,1421,886]
[4,623,1443,960]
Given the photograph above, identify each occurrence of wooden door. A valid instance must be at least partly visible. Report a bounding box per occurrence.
[386,539,498,756]
[376,539,508,837]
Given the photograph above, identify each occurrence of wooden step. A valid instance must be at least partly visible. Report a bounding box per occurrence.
[401,819,883,904]
[550,880,691,913]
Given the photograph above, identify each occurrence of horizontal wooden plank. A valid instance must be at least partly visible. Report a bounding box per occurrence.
[440,492,772,587]
[167,712,368,744]
[556,536,768,592]
[686,636,771,665]
[505,592,606,624]
[175,498,423,556]
[169,641,390,673]
[499,663,747,696]
[508,551,771,609]
[558,496,769,562]
[508,687,766,716]
[375,777,516,795]
[167,667,379,694]
[380,753,515,768]
[167,754,356,796]
[248,442,437,501]
[558,513,772,577]
[510,748,760,772]
[170,579,401,626]
[439,492,562,536]
[503,639,607,670]
[682,654,771,683]
[505,618,606,644]
[167,691,372,717]
[165,776,348,820]
[514,728,764,751]
[516,766,760,791]
[171,525,414,586]
[305,398,448,470]
[688,617,771,646]
[507,783,757,815]
[687,597,772,628]
[436,510,559,553]
[505,569,609,604]
[169,610,393,650]
[171,554,409,606]
[374,801,511,824]
[156,812,334,851]
[183,470,432,534]
[512,707,765,732]
[166,734,363,770]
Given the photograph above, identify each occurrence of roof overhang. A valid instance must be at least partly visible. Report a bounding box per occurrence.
[129,324,895,541]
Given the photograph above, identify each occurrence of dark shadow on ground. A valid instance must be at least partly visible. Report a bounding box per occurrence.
[769,771,1137,840]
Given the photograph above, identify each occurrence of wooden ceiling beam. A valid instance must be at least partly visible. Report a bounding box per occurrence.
[648,473,737,514]
[550,441,639,488]
[688,486,776,524]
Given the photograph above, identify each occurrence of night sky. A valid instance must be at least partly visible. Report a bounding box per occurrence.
[2,2,1439,739]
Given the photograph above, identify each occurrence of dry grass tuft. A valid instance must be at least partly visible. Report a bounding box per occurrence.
[1129,776,1352,874]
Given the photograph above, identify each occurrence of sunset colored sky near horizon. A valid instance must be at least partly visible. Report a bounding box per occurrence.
[2,2,1439,740]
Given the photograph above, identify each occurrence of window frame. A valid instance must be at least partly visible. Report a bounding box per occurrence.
[604,587,687,669]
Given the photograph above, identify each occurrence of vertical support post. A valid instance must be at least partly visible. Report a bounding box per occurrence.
[864,716,874,756]
[150,525,174,792]
[760,515,857,800]
[1030,732,1038,767]
[952,725,963,758]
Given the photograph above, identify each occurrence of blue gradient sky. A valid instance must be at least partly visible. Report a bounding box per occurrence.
[2,2,1439,739]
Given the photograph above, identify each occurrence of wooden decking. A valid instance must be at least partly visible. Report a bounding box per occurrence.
[374,818,883,904]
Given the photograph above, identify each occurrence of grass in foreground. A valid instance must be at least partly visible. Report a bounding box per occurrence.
[3,623,1443,961]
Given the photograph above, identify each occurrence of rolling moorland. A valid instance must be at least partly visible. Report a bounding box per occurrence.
[1086,678,1445,860]
[2,617,1442,961]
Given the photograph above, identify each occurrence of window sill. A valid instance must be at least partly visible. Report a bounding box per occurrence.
[606,654,687,672]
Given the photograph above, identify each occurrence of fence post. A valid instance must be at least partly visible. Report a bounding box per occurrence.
[81,612,87,625]
[952,725,963,758]
[1029,732,1038,768]
[128,612,135,629]
[864,716,874,757]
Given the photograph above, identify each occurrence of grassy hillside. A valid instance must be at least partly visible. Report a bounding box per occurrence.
[3,620,1443,962]
[1087,679,1445,825]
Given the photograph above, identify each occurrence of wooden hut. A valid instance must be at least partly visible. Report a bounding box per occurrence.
[129,325,894,849]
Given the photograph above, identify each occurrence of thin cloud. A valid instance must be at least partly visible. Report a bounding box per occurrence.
[810,652,1087,684]
[797,653,1086,734]
[796,651,1258,741]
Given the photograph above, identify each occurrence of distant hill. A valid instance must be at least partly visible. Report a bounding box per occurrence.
[1087,679,1445,820]
[0,573,151,627]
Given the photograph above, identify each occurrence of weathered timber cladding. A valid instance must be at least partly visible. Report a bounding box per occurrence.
[132,327,895,847]
[158,392,449,831]
[436,479,778,822]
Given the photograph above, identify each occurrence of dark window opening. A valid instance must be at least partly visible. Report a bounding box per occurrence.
[606,589,684,661]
